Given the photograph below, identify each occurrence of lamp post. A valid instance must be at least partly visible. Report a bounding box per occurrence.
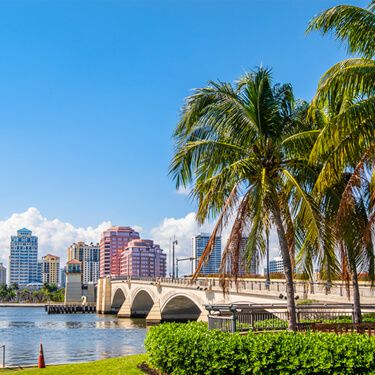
[172,240,178,279]
[265,230,270,290]
[176,257,196,279]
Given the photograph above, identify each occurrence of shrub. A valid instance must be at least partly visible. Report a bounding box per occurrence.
[145,322,375,374]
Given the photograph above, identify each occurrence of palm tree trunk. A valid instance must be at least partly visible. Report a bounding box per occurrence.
[352,267,362,324]
[272,198,297,331]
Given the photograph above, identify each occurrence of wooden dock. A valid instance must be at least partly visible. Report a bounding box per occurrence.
[45,304,96,314]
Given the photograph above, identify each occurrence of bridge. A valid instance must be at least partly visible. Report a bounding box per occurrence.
[96,277,375,324]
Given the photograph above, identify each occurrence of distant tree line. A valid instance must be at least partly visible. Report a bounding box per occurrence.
[0,282,64,303]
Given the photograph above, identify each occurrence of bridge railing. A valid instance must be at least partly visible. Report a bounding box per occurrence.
[206,303,375,333]
[109,276,375,298]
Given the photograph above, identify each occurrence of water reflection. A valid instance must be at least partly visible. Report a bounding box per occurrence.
[7,321,36,328]
[0,307,147,366]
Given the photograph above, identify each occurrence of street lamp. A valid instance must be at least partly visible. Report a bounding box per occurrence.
[265,230,270,290]
[176,257,196,279]
[172,240,178,279]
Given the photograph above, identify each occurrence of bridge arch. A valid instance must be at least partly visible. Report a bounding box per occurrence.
[111,287,127,311]
[161,292,203,322]
[131,289,155,318]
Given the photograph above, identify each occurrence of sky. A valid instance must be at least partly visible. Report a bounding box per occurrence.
[0,0,368,273]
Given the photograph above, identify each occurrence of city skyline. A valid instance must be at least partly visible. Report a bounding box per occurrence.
[0,211,282,276]
[0,0,363,274]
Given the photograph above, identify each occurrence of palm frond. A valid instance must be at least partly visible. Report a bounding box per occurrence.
[191,183,240,281]
[307,4,375,58]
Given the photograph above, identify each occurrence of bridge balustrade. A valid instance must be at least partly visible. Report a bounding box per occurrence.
[109,276,375,299]
[206,303,375,333]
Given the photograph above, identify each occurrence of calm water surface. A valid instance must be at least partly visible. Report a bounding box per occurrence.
[0,307,147,366]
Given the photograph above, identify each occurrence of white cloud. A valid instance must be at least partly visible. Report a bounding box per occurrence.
[0,207,282,277]
[174,186,191,196]
[0,207,112,268]
[150,212,214,275]
[150,212,281,276]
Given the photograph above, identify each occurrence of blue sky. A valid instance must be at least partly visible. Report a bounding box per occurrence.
[0,0,367,258]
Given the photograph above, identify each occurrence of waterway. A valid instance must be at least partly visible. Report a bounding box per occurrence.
[0,306,147,367]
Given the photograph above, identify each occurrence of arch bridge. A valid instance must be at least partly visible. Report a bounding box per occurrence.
[97,276,375,324]
[97,277,290,324]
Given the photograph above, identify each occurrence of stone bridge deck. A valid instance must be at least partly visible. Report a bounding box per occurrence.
[96,277,375,324]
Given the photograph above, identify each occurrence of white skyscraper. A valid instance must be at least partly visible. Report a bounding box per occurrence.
[9,228,38,287]
[192,233,222,275]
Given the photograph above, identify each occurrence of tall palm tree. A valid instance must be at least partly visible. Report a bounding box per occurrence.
[337,168,375,323]
[170,67,321,331]
[307,0,375,321]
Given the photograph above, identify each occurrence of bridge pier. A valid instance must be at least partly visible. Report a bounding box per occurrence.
[118,299,132,318]
[146,300,162,324]
[97,278,103,313]
[97,277,112,314]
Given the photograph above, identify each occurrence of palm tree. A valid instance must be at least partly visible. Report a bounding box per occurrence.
[337,170,374,323]
[307,0,375,322]
[170,67,321,331]
[307,167,375,324]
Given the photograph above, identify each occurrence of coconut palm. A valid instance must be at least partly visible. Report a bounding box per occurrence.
[307,0,375,321]
[337,167,375,323]
[170,67,321,331]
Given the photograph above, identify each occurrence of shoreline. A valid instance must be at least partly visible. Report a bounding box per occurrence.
[4,353,147,369]
[0,303,46,308]
[0,353,149,374]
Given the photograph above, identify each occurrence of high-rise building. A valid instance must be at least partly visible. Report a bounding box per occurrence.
[60,267,66,288]
[192,233,222,275]
[0,263,6,285]
[42,254,60,285]
[238,237,258,275]
[269,257,284,273]
[121,239,166,277]
[99,226,140,277]
[9,228,38,287]
[37,260,43,283]
[68,242,100,284]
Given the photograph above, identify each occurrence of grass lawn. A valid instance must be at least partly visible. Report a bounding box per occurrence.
[0,354,149,375]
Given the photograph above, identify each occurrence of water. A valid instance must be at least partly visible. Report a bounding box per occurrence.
[0,307,147,367]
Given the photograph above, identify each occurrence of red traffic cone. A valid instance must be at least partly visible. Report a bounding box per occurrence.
[38,343,46,368]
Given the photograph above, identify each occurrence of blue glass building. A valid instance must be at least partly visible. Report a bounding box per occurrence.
[192,233,222,275]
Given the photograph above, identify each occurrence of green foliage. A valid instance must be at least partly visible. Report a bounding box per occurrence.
[0,283,64,303]
[296,299,319,305]
[146,322,375,375]
[0,284,16,301]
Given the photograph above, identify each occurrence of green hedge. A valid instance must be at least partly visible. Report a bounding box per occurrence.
[145,322,375,374]
[251,313,375,330]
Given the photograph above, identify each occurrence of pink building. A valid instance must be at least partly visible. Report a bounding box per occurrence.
[121,239,166,277]
[99,226,140,278]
